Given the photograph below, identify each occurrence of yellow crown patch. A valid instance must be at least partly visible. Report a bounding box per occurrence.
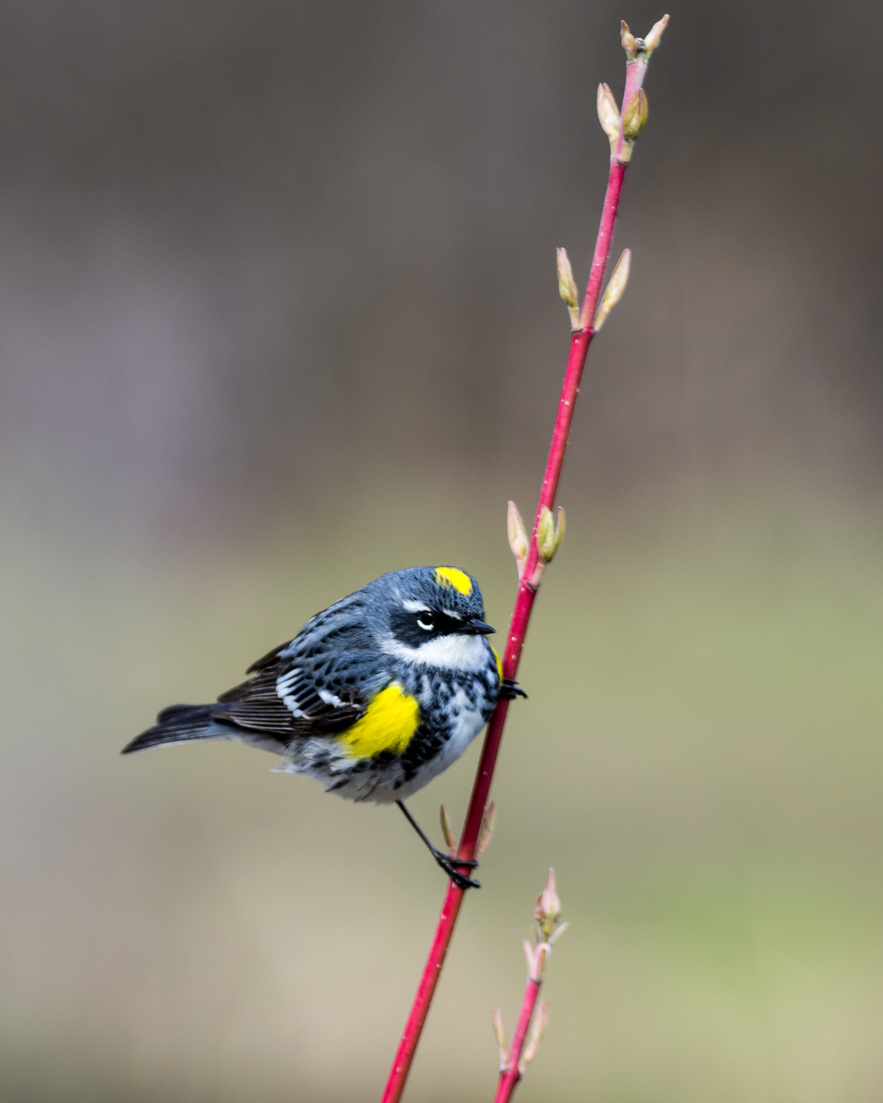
[434,567,472,595]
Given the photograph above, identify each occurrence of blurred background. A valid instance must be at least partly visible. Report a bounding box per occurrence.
[2,1,882,1100]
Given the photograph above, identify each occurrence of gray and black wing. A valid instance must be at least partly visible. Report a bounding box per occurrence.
[211,639,371,743]
[123,589,383,755]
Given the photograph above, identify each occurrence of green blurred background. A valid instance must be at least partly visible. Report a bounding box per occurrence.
[3,1,883,1100]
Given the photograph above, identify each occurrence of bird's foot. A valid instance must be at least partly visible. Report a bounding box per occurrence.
[430,846,481,890]
[499,678,528,700]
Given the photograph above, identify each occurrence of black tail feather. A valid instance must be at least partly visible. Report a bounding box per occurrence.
[122,704,222,754]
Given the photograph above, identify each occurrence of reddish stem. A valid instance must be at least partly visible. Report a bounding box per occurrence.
[370,17,679,1083]
[493,978,543,1103]
[379,23,669,1092]
[379,149,628,1103]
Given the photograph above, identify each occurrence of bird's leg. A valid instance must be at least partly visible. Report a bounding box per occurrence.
[499,678,528,700]
[396,800,480,890]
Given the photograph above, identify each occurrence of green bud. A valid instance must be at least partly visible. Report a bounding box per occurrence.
[622,89,649,141]
[621,21,638,59]
[535,867,562,939]
[643,13,670,58]
[592,249,631,333]
[536,507,555,562]
[492,1009,508,1071]
[439,804,456,855]
[476,800,496,858]
[535,505,566,564]
[519,1001,549,1072]
[507,499,529,575]
[596,82,620,154]
[556,247,581,330]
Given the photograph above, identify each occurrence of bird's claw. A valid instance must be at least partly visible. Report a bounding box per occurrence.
[432,847,481,890]
[499,678,528,700]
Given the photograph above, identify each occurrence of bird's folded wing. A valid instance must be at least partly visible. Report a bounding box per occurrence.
[212,649,372,738]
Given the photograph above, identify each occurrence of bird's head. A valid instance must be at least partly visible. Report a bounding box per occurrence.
[371,566,495,668]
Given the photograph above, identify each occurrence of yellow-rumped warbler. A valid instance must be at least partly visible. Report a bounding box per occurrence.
[123,566,521,888]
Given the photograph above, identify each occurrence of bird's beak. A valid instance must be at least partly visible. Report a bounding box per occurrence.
[462,617,495,635]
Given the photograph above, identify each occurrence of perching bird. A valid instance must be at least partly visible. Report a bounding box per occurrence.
[123,565,519,888]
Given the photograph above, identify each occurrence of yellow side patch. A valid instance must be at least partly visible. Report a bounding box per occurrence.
[492,646,503,683]
[340,683,420,759]
[434,566,472,595]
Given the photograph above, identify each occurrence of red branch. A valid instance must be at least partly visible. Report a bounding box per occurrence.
[380,23,666,1102]
[380,166,618,1103]
[493,980,542,1103]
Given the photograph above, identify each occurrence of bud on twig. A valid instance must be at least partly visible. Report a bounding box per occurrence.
[642,13,670,58]
[549,920,569,945]
[507,500,529,578]
[620,20,638,59]
[439,804,456,856]
[536,507,555,563]
[476,800,497,858]
[527,506,566,588]
[491,1008,509,1071]
[623,14,669,61]
[596,82,620,153]
[521,868,569,982]
[522,939,549,981]
[622,89,649,140]
[595,82,617,143]
[611,16,668,165]
[534,867,562,940]
[518,1001,549,1073]
[592,248,631,332]
[556,247,581,330]
[535,506,566,564]
[532,943,549,982]
[492,872,568,1098]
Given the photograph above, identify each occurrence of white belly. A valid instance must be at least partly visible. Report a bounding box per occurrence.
[379,697,486,802]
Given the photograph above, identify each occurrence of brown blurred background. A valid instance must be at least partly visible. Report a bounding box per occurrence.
[2,2,883,1101]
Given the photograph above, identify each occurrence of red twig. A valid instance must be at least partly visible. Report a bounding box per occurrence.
[380,19,668,1103]
[493,980,542,1103]
[493,869,566,1103]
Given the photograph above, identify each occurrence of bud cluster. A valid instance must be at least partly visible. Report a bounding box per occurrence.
[508,501,566,588]
[492,869,568,1084]
[598,15,668,164]
[526,867,569,980]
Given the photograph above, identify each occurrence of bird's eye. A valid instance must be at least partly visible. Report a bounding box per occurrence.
[416,611,436,631]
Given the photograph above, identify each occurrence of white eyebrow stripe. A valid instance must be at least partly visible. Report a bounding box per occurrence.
[400,600,465,620]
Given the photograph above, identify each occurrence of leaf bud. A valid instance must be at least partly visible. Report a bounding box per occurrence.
[507,500,529,575]
[491,1008,508,1070]
[439,804,456,855]
[592,249,631,333]
[476,800,496,858]
[643,13,670,57]
[621,21,638,59]
[519,1001,549,1071]
[596,82,620,153]
[556,247,581,330]
[535,867,562,939]
[536,506,565,564]
[622,89,649,141]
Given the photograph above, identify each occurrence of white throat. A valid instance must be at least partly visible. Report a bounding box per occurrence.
[382,633,490,671]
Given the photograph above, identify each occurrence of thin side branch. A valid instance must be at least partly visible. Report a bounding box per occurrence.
[493,870,566,1103]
